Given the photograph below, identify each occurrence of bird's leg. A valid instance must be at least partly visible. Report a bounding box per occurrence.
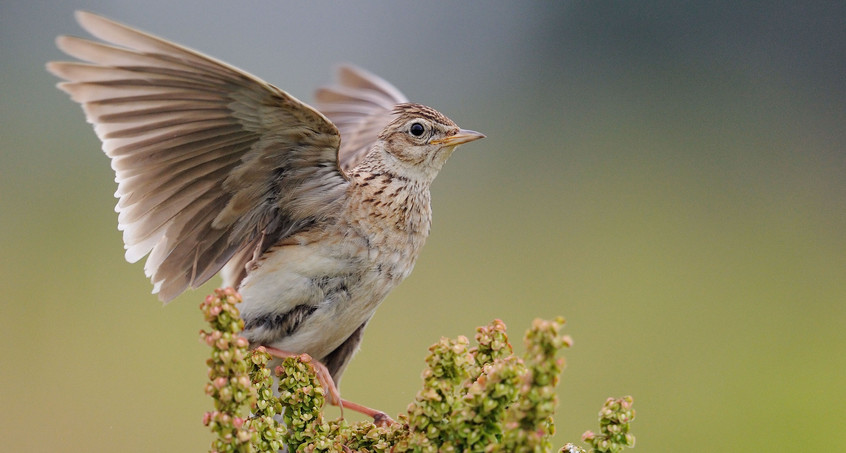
[338,398,395,427]
[261,346,342,414]
[262,346,394,426]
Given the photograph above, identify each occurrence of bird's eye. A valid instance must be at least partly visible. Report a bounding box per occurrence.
[409,122,426,137]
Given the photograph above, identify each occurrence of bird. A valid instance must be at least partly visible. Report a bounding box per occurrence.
[47,11,484,423]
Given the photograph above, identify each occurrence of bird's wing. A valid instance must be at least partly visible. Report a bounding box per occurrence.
[47,11,348,302]
[314,64,409,173]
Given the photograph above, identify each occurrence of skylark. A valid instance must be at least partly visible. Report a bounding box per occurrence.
[48,11,484,422]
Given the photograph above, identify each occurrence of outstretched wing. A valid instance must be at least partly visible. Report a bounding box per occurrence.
[314,64,409,172]
[47,11,348,302]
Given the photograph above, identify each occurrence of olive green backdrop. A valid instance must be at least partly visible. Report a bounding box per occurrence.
[2,1,844,451]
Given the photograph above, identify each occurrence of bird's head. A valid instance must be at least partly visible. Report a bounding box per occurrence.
[372,103,485,182]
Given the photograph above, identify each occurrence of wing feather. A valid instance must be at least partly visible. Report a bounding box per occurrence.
[48,11,348,302]
[314,65,408,172]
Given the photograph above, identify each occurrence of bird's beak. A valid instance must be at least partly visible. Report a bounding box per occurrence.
[431,129,486,146]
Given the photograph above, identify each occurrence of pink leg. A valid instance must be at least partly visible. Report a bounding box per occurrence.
[262,346,394,426]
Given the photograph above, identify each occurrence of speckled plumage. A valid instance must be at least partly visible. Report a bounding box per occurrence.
[48,12,484,394]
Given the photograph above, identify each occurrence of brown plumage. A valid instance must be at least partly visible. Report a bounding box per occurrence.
[47,11,484,419]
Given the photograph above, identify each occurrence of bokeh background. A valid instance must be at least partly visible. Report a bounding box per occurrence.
[2,1,844,451]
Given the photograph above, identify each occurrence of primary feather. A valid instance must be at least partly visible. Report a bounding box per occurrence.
[48,12,405,302]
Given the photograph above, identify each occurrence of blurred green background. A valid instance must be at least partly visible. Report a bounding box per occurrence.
[2,1,844,451]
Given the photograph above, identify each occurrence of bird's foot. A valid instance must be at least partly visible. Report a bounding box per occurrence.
[262,346,394,426]
[339,398,395,427]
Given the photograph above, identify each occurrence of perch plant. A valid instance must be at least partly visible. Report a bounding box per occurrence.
[200,288,635,452]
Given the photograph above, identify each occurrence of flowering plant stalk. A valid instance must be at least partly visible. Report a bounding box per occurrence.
[200,288,636,452]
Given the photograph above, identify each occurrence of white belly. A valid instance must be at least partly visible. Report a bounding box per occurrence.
[235,238,403,360]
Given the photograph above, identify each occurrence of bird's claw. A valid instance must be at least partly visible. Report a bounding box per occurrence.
[262,346,394,426]
[371,411,395,427]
